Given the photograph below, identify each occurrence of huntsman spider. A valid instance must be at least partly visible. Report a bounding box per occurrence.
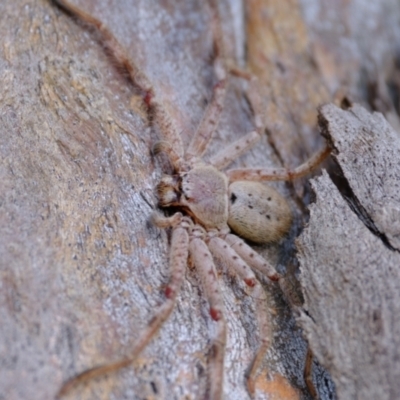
[53,0,330,398]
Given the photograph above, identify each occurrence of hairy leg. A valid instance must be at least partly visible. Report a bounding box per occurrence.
[210,131,260,170]
[208,237,272,397]
[184,0,230,162]
[215,58,331,185]
[226,145,331,182]
[185,80,227,162]
[153,141,184,172]
[53,0,152,96]
[189,237,227,400]
[52,0,185,158]
[151,100,185,158]
[56,224,189,398]
[224,234,280,281]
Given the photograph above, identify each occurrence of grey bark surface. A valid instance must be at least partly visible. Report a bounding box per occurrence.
[320,104,400,250]
[297,104,400,400]
[1,1,400,400]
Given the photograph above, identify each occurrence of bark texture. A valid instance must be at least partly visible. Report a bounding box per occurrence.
[298,103,400,400]
[1,1,400,400]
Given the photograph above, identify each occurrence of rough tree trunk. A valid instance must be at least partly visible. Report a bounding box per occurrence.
[297,103,400,400]
[1,1,400,400]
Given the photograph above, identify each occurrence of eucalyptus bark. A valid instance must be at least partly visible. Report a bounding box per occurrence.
[298,103,400,400]
[1,1,400,400]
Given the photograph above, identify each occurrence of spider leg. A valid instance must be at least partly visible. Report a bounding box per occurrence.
[213,61,331,183]
[208,237,272,397]
[184,26,255,166]
[224,234,280,281]
[226,144,331,182]
[185,0,229,162]
[153,141,184,171]
[151,212,184,228]
[209,131,259,170]
[53,0,152,97]
[151,100,185,159]
[56,224,189,398]
[189,237,227,400]
[53,0,185,159]
[185,79,227,162]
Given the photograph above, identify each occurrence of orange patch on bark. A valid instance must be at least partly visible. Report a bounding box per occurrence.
[255,373,300,400]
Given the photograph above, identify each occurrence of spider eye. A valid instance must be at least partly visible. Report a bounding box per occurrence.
[230,193,237,204]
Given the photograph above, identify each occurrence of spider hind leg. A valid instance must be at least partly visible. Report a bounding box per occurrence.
[208,236,273,397]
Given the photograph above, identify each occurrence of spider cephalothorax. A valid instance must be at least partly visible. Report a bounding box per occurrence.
[157,165,229,230]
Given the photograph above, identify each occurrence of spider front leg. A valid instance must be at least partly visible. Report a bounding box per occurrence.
[53,0,153,99]
[56,217,189,398]
[152,141,184,172]
[53,0,186,160]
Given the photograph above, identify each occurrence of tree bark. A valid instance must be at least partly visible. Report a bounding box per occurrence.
[1,1,400,400]
[297,103,400,400]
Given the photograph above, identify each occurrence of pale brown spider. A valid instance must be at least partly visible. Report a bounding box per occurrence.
[53,0,330,399]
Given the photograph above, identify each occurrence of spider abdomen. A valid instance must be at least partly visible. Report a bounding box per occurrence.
[227,181,292,244]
